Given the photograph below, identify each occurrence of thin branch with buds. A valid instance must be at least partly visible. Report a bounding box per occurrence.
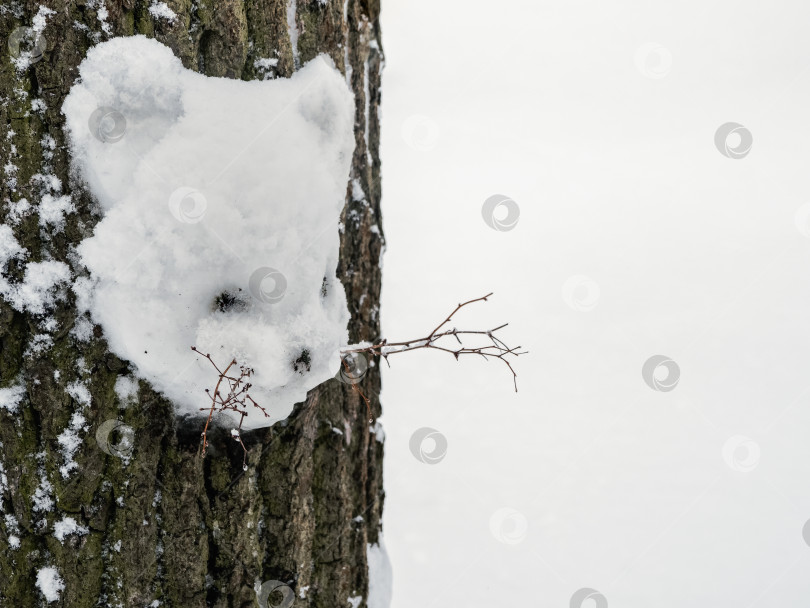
[191,346,269,470]
[191,292,523,466]
[341,292,526,391]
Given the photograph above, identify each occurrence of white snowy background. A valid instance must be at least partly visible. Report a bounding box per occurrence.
[378,0,810,606]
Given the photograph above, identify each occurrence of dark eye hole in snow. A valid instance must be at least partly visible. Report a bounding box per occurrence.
[214,289,248,313]
[292,349,312,375]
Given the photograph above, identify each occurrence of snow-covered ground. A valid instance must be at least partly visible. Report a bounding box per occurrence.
[380,0,810,606]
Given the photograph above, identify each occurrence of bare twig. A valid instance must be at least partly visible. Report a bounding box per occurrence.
[191,346,270,470]
[190,293,522,467]
[340,292,526,391]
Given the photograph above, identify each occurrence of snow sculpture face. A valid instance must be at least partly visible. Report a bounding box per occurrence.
[63,36,354,428]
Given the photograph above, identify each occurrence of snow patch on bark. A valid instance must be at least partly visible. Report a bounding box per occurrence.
[149,1,177,22]
[63,36,354,429]
[114,375,138,406]
[36,566,64,602]
[53,516,89,542]
[287,0,300,67]
[0,223,70,315]
[1,260,70,315]
[0,382,25,413]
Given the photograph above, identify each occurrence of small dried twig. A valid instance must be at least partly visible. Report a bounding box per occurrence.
[341,292,526,392]
[191,346,270,470]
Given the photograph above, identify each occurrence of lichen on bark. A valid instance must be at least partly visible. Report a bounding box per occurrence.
[0,1,384,606]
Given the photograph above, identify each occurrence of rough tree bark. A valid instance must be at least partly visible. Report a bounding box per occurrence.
[0,1,385,606]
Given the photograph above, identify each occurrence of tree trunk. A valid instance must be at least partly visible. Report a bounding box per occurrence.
[0,1,385,606]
